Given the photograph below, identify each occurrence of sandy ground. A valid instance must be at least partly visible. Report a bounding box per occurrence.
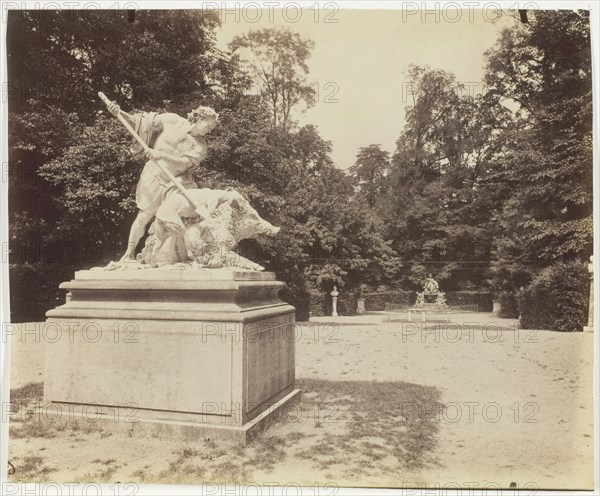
[6,314,595,489]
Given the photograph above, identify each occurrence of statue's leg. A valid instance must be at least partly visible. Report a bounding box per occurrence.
[121,210,154,261]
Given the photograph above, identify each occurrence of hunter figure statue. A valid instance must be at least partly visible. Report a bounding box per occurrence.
[103,97,279,270]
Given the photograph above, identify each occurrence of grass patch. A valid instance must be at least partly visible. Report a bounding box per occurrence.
[130,469,149,481]
[149,377,442,483]
[9,382,56,439]
[9,382,106,440]
[246,434,287,470]
[10,455,57,482]
[10,378,442,485]
[296,378,443,472]
[10,418,57,439]
[10,383,44,413]
[209,461,250,484]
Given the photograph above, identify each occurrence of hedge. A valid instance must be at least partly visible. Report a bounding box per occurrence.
[519,261,589,332]
[363,290,494,312]
[308,289,495,314]
[498,292,520,318]
[9,262,72,322]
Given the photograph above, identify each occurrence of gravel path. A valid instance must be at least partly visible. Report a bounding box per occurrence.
[7,316,594,489]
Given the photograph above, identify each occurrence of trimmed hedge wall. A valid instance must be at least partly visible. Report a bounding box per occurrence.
[364,290,493,312]
[498,292,520,318]
[309,290,325,317]
[310,289,494,315]
[445,292,494,311]
[519,261,589,332]
[363,291,414,311]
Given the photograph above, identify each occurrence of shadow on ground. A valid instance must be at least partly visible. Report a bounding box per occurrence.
[8,379,443,485]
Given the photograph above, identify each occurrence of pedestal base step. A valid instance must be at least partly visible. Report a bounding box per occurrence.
[45,389,301,445]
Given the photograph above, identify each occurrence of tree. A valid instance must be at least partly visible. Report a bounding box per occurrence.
[292,124,335,174]
[349,145,390,208]
[7,10,225,320]
[38,115,139,255]
[229,28,316,128]
[7,10,222,117]
[485,10,593,298]
[381,66,509,290]
[290,166,397,293]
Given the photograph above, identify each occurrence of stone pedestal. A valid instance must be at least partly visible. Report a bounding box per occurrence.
[492,300,501,317]
[356,298,366,315]
[424,293,437,304]
[44,268,300,444]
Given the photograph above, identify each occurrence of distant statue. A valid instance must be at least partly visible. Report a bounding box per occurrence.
[415,273,448,309]
[434,292,448,308]
[103,96,279,270]
[415,292,425,307]
[423,273,440,294]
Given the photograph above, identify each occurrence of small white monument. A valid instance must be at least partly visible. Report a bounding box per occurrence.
[331,285,339,317]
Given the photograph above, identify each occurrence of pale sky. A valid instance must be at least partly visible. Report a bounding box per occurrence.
[216,8,514,169]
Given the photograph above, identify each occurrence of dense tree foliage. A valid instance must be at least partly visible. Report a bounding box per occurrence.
[347,10,592,330]
[377,66,511,290]
[8,10,223,116]
[519,261,589,332]
[7,10,592,330]
[8,12,391,321]
[349,145,390,208]
[485,10,593,302]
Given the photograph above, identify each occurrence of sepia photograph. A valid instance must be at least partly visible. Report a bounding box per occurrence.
[0,1,597,494]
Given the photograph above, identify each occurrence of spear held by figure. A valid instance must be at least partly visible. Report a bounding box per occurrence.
[98,91,219,263]
[98,92,211,220]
